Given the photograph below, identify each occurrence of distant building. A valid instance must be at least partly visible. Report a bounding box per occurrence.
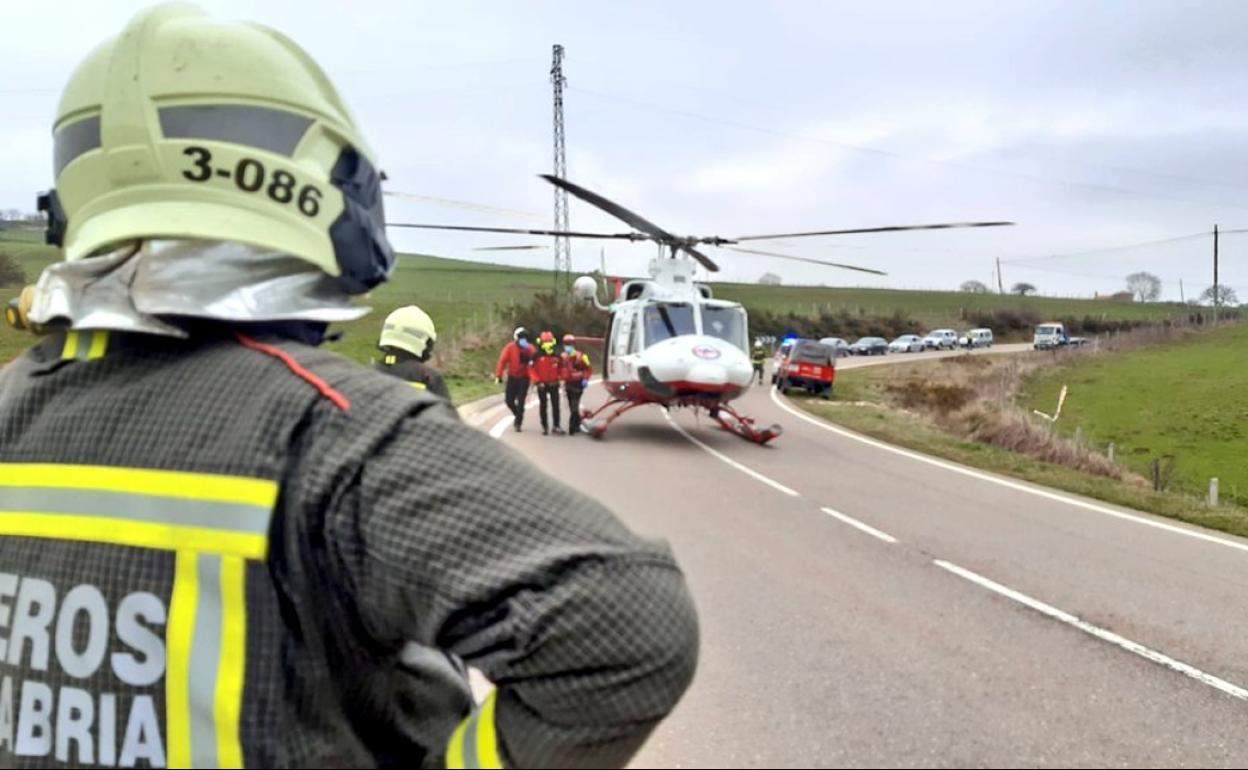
[758,272,782,286]
[1094,291,1135,302]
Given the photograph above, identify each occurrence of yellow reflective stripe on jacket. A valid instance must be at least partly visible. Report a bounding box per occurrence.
[446,691,504,769]
[408,381,428,391]
[0,462,278,508]
[0,464,274,769]
[60,329,110,361]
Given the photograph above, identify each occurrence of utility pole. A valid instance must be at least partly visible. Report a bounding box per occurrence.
[551,45,570,293]
[996,257,1005,294]
[1213,224,1220,324]
[1179,278,1185,305]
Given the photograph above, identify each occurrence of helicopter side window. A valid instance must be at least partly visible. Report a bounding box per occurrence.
[701,305,748,352]
[642,303,697,347]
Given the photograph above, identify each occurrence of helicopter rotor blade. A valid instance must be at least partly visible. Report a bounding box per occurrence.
[681,245,720,272]
[473,245,548,251]
[720,246,887,276]
[387,222,643,241]
[540,175,677,243]
[733,221,1015,242]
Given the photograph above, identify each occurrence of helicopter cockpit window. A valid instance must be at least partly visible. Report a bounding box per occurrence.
[701,305,748,351]
[642,303,697,347]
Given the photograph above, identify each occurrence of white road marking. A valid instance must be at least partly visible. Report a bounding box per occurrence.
[769,388,1248,556]
[488,379,602,440]
[821,507,898,544]
[662,411,800,497]
[933,559,1248,702]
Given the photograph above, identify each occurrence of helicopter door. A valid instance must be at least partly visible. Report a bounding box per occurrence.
[609,308,639,380]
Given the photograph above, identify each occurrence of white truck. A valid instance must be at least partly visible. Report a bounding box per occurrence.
[1033,322,1087,350]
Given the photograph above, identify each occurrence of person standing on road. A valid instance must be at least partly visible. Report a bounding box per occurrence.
[562,333,593,436]
[496,325,535,432]
[530,330,566,435]
[0,5,698,767]
[376,304,450,399]
[751,341,767,385]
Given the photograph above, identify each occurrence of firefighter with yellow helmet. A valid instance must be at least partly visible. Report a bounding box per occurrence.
[0,5,697,768]
[376,304,450,399]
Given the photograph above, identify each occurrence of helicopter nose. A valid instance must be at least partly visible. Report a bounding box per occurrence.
[687,362,729,386]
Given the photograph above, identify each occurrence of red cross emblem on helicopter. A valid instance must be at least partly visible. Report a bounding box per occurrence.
[692,345,721,360]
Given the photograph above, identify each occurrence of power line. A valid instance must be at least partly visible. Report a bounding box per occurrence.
[568,85,1248,213]
[1001,228,1248,265]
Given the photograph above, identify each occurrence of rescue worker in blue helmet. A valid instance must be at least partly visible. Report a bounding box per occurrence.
[0,4,697,768]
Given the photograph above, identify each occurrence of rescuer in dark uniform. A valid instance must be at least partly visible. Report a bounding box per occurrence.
[375,304,450,399]
[0,5,698,767]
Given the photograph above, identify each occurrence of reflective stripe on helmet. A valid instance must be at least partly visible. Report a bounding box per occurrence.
[445,690,504,769]
[158,105,313,157]
[0,463,274,768]
[52,115,101,176]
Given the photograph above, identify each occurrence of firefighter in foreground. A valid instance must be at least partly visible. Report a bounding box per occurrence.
[529,331,565,435]
[562,334,593,436]
[376,304,450,399]
[495,326,534,432]
[751,341,767,385]
[0,5,697,768]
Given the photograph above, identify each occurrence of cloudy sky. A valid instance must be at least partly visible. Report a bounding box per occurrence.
[4,0,1248,299]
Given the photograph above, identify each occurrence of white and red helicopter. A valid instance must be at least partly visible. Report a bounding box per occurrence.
[391,175,1012,443]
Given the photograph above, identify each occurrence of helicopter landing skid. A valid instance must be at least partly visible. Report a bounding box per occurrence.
[709,403,783,445]
[580,399,649,439]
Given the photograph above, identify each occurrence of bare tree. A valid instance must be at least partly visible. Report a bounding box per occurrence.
[1011,282,1037,296]
[1200,285,1239,307]
[757,272,782,286]
[960,280,990,294]
[1125,272,1161,302]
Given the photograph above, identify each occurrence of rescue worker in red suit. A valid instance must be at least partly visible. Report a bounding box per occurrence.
[530,331,566,435]
[562,334,593,436]
[495,326,535,432]
[0,5,698,768]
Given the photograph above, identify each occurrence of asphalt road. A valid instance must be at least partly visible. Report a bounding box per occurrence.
[461,346,1248,768]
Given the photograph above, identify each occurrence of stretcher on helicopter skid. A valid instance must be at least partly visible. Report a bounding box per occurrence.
[389,175,1012,444]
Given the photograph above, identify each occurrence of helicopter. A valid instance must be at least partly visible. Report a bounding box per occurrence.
[389,175,1012,443]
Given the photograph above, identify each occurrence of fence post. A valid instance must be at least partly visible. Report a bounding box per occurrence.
[1209,477,1219,507]
[1074,425,1084,447]
[1151,459,1161,491]
[1107,442,1115,463]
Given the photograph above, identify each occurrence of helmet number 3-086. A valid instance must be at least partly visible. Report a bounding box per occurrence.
[182,145,322,217]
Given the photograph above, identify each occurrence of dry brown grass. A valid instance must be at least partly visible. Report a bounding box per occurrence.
[865,351,1148,483]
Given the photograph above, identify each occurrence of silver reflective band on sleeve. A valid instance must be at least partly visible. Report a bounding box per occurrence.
[53,116,102,176]
[159,105,314,157]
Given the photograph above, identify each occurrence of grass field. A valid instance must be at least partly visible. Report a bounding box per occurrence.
[711,283,1191,329]
[1020,323,1248,507]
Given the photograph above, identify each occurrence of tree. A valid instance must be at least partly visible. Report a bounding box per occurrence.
[1200,285,1239,307]
[960,280,990,294]
[757,272,782,286]
[1011,282,1037,296]
[1125,272,1161,302]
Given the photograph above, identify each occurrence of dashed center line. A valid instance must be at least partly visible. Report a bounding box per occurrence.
[821,507,899,543]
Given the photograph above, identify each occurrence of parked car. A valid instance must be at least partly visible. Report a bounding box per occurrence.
[960,328,994,348]
[776,340,836,399]
[888,334,925,353]
[818,337,852,358]
[850,336,888,356]
[1033,322,1088,350]
[922,329,959,350]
